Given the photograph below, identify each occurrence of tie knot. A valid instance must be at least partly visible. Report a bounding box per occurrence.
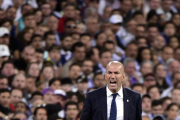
[112,93,118,99]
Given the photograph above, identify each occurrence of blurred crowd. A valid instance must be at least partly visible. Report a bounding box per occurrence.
[0,0,180,120]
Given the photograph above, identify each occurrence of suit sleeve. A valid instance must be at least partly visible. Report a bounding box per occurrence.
[80,93,92,120]
[136,94,142,120]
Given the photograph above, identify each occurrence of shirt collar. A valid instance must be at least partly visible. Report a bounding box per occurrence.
[106,85,123,98]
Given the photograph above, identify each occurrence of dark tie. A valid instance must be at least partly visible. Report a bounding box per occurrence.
[109,93,118,120]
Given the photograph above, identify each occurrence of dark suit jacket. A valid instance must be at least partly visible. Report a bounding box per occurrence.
[80,86,142,120]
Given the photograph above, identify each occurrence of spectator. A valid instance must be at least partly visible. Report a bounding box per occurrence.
[42,87,55,104]
[147,85,161,100]
[0,75,8,89]
[0,60,15,77]
[142,94,153,119]
[49,78,61,90]
[64,101,79,120]
[10,88,23,110]
[33,106,48,120]
[0,89,11,115]
[151,100,164,118]
[166,103,179,120]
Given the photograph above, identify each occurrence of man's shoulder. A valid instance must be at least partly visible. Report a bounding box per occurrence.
[87,86,106,97]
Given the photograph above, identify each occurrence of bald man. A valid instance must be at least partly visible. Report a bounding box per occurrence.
[80,61,142,120]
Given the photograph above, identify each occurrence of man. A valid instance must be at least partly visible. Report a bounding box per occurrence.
[33,106,48,120]
[44,31,56,51]
[142,94,153,119]
[42,87,55,104]
[62,42,86,78]
[64,101,79,120]
[0,75,8,89]
[146,24,159,44]
[0,60,15,77]
[93,71,107,88]
[81,61,142,120]
[0,89,11,115]
[14,45,35,71]
[151,100,164,118]
[0,45,10,67]
[10,88,23,110]
[12,73,26,90]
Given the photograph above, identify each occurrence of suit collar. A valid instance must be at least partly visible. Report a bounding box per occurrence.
[99,86,107,120]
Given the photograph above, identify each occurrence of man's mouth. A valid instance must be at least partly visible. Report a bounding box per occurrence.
[110,81,117,84]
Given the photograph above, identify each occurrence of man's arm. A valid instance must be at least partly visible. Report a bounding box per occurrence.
[136,94,142,120]
[80,93,92,120]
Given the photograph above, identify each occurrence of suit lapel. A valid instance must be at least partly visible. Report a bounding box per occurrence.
[99,86,107,120]
[123,87,129,120]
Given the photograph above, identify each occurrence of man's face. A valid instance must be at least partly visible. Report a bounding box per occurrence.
[77,82,88,92]
[144,76,156,88]
[50,80,61,90]
[168,61,180,74]
[41,4,52,16]
[24,15,36,28]
[152,105,164,116]
[162,0,173,11]
[133,86,144,95]
[149,87,160,100]
[86,18,99,34]
[6,7,16,20]
[82,61,93,75]
[0,92,10,108]
[135,26,145,37]
[175,49,180,62]
[147,27,159,42]
[12,74,26,90]
[35,52,43,64]
[142,97,151,113]
[125,44,138,59]
[49,50,61,63]
[69,65,81,80]
[1,63,14,77]
[65,105,79,119]
[43,92,55,104]
[94,74,107,88]
[31,37,42,49]
[26,77,36,92]
[64,21,76,35]
[15,102,26,113]
[126,20,137,34]
[22,5,33,15]
[35,108,47,120]
[110,24,120,33]
[42,67,54,81]
[162,47,174,62]
[62,36,73,51]
[73,47,86,62]
[96,33,107,47]
[155,64,166,78]
[172,73,180,85]
[121,0,132,13]
[0,78,8,89]
[152,35,165,50]
[172,89,180,104]
[124,62,135,77]
[28,63,40,77]
[10,89,23,105]
[149,0,161,10]
[0,10,5,20]
[140,63,152,76]
[64,6,76,18]
[105,63,125,93]
[48,16,58,31]
[45,35,56,48]
[22,48,35,63]
[80,36,91,49]
[100,52,112,68]
[0,36,10,45]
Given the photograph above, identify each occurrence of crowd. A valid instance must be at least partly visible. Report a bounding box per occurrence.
[0,0,180,120]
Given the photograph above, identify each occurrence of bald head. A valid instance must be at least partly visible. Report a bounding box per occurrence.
[142,116,150,120]
[106,61,124,73]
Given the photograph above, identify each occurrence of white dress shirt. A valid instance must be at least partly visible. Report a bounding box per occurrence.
[107,85,124,120]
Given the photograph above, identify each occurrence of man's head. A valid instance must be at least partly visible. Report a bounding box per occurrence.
[0,75,8,89]
[146,24,159,43]
[47,15,58,32]
[167,59,180,74]
[0,27,10,46]
[172,72,180,86]
[69,63,81,80]
[61,34,73,51]
[99,49,112,68]
[135,24,146,37]
[154,63,167,79]
[82,59,93,76]
[23,12,36,28]
[109,14,123,33]
[85,16,99,35]
[140,60,153,77]
[63,3,76,19]
[26,62,40,78]
[22,46,35,63]
[31,34,43,49]
[13,112,27,120]
[161,46,174,63]
[10,88,23,106]
[131,83,144,96]
[21,3,34,15]
[6,6,17,21]
[41,65,54,82]
[0,60,14,77]
[148,0,161,10]
[175,47,180,62]
[15,101,28,113]
[42,87,55,104]
[12,74,26,90]
[123,58,136,77]
[120,0,132,13]
[93,71,106,88]
[171,88,180,104]
[26,76,37,93]
[64,18,76,35]
[0,89,11,108]
[151,35,166,51]
[94,31,107,47]
[34,106,48,120]
[44,31,56,49]
[48,45,61,64]
[80,33,91,51]
[76,76,88,93]
[35,49,44,64]
[142,94,152,113]
[41,2,52,17]
[151,100,163,116]
[125,42,138,59]
[147,85,160,100]
[143,73,156,89]
[71,42,86,62]
[105,61,125,93]
[65,101,79,120]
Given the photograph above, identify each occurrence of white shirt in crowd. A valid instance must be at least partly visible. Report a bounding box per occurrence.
[106,85,124,120]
